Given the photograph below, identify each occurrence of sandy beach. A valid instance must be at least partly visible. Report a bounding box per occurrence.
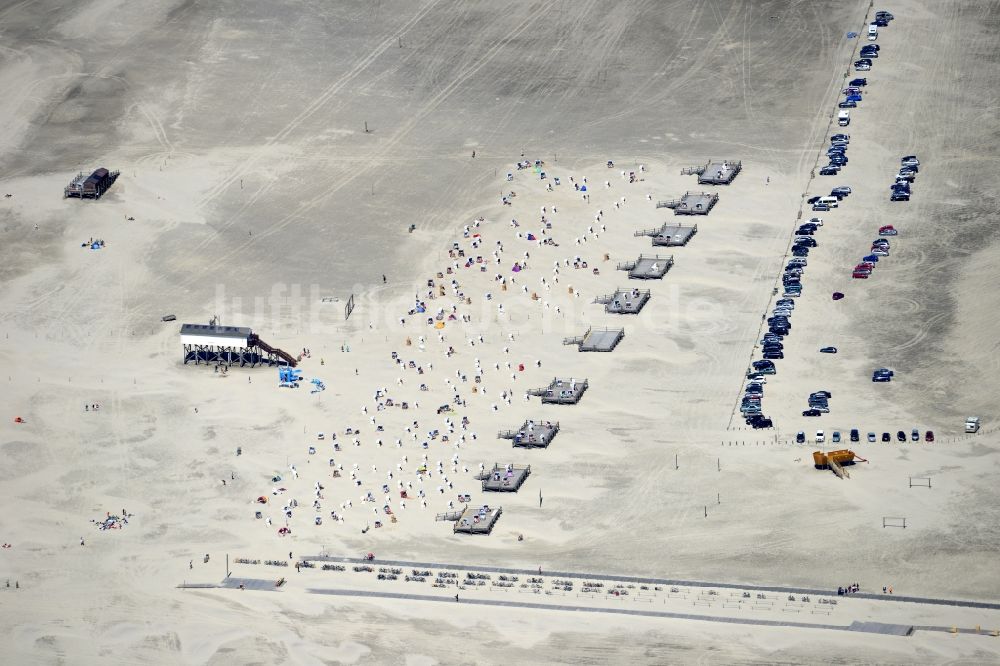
[1,0,1000,663]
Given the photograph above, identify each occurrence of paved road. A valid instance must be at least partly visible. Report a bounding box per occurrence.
[307,588,942,635]
[303,555,1000,611]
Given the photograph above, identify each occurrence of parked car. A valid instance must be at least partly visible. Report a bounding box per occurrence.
[802,409,822,417]
[819,166,841,176]
[776,298,795,307]
[872,368,894,382]
[795,237,817,247]
[819,346,838,353]
[762,350,784,360]
[831,133,851,142]
[875,10,894,21]
[870,249,889,257]
[831,186,852,196]
[859,50,878,59]
[806,196,823,205]
[890,191,910,201]
[832,431,841,443]
[896,430,906,442]
[879,225,898,236]
[846,94,863,102]
[832,292,845,300]
[811,391,832,398]
[911,428,919,441]
[850,429,860,442]
[868,432,877,442]
[863,254,880,263]
[882,432,891,442]
[855,62,871,71]
[852,271,870,279]
[788,257,808,266]
[815,430,826,443]
[848,78,866,87]
[925,430,935,442]
[796,431,806,443]
[901,155,920,168]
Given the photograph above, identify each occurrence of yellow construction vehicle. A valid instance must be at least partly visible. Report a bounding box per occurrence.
[812,450,868,479]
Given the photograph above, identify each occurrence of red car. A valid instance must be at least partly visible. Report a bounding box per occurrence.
[852,271,870,279]
[879,225,898,236]
[925,430,935,442]
[854,264,874,272]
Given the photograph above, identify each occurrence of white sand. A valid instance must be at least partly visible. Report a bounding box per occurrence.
[1,0,999,663]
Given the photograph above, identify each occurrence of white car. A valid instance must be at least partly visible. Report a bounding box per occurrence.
[816,430,826,443]
[808,217,824,226]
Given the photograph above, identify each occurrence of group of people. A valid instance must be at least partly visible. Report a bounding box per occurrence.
[249,154,637,539]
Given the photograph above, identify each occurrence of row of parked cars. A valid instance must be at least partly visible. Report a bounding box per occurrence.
[802,390,832,417]
[890,155,920,201]
[854,10,893,72]
[797,426,934,444]
[819,131,857,178]
[744,11,896,430]
[851,226,897,279]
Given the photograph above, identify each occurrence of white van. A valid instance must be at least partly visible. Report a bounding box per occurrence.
[868,24,878,40]
[817,196,839,208]
[838,110,850,126]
